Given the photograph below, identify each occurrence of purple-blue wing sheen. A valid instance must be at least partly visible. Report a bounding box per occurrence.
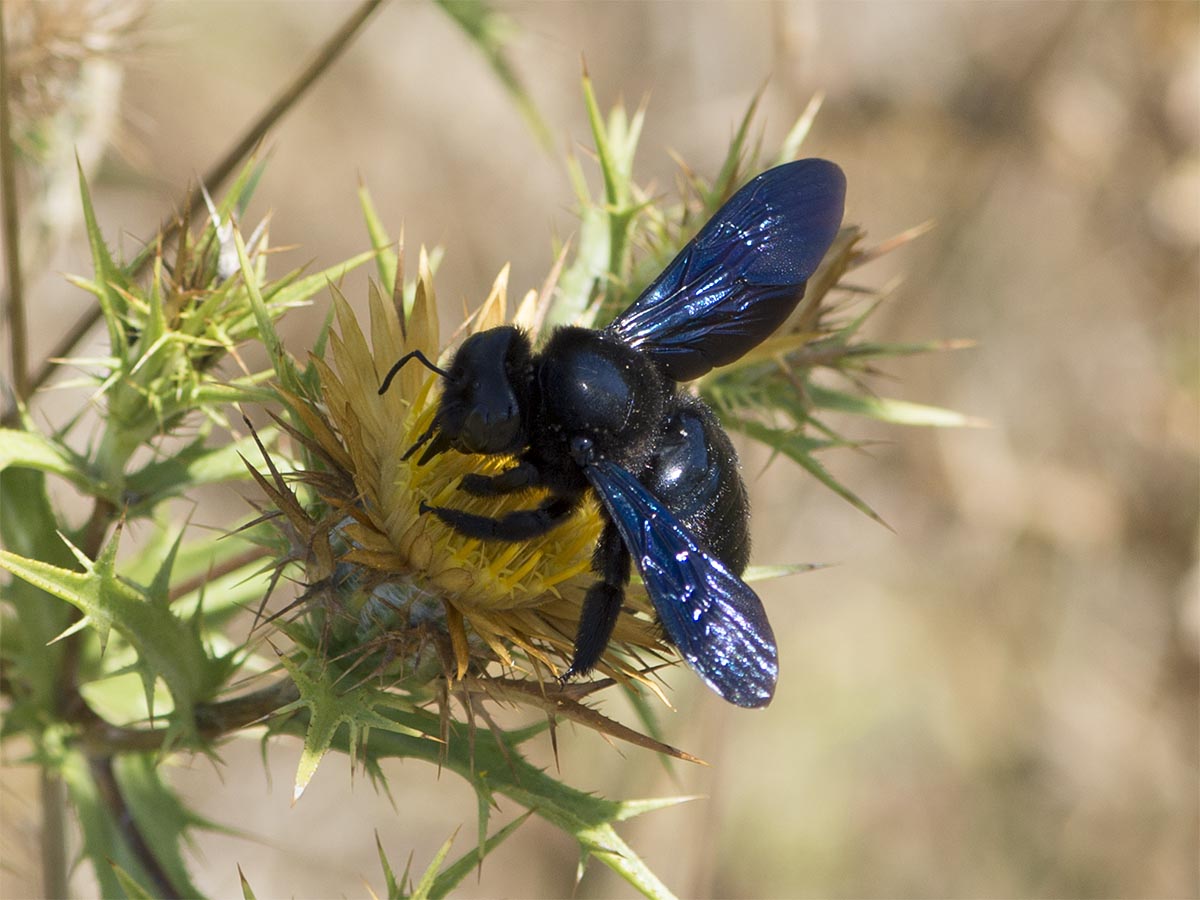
[607,158,846,382]
[585,460,778,707]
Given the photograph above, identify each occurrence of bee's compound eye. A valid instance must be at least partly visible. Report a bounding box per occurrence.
[569,435,595,465]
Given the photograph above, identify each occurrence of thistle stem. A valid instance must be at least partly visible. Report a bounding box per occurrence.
[38,769,68,900]
[42,495,119,900]
[73,678,301,755]
[89,755,182,900]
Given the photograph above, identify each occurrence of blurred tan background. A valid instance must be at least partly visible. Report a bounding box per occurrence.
[4,2,1198,898]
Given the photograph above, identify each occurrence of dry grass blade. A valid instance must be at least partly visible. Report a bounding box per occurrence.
[0,7,28,403]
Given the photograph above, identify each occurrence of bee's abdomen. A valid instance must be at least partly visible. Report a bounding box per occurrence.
[642,394,751,574]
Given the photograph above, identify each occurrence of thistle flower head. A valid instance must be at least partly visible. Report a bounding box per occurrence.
[250,85,962,721]
[267,249,666,695]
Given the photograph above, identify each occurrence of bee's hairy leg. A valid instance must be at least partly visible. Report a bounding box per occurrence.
[458,460,542,497]
[563,521,631,680]
[420,493,579,541]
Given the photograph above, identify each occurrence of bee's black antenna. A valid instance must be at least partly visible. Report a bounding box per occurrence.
[378,351,450,395]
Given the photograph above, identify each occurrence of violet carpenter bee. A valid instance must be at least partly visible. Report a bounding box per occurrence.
[379,159,846,707]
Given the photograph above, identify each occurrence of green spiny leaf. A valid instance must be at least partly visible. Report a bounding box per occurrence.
[427,812,532,899]
[238,865,258,900]
[0,528,225,738]
[707,86,764,206]
[729,418,889,527]
[108,862,156,900]
[505,791,676,900]
[775,92,824,165]
[148,525,186,605]
[233,226,300,396]
[475,784,493,876]
[114,753,215,898]
[227,156,269,221]
[839,337,977,360]
[0,545,114,648]
[310,300,338,367]
[76,158,128,354]
[358,182,398,293]
[582,70,623,211]
[408,829,458,900]
[0,469,77,712]
[140,257,170,359]
[272,706,682,899]
[610,795,699,824]
[0,428,101,495]
[550,77,649,329]
[275,654,429,802]
[266,248,377,310]
[60,750,149,899]
[194,381,279,408]
[551,152,610,328]
[375,832,402,900]
[808,383,984,428]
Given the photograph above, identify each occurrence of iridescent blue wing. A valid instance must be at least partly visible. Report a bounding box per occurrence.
[607,159,846,382]
[585,460,778,707]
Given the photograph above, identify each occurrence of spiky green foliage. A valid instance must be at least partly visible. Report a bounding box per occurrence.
[548,81,974,524]
[0,159,371,898]
[0,78,967,899]
[264,690,689,899]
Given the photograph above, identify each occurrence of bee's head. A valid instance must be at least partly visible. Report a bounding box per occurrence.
[419,326,532,461]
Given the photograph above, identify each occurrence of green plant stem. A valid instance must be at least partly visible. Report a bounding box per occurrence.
[72,678,300,754]
[89,754,181,900]
[0,6,29,403]
[39,769,68,900]
[33,496,119,900]
[41,675,301,894]
[45,497,126,899]
[0,0,386,427]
